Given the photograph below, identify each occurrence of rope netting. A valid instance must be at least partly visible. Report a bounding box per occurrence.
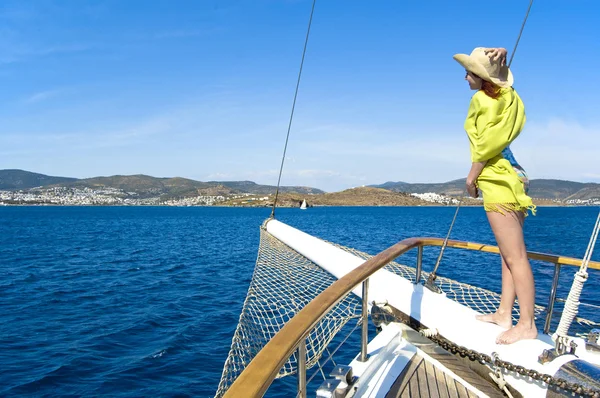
[216,227,599,397]
[214,227,362,397]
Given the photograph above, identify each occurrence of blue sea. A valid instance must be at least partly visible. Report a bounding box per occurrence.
[1,206,599,397]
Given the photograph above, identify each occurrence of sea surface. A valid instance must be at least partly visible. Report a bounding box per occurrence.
[1,206,599,397]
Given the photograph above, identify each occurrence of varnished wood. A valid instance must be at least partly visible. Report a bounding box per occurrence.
[433,364,450,398]
[428,238,600,270]
[418,343,505,398]
[385,352,502,398]
[375,303,519,398]
[224,237,424,397]
[386,355,422,398]
[417,361,431,397]
[424,361,439,397]
[223,234,600,397]
[410,359,423,397]
[446,374,460,398]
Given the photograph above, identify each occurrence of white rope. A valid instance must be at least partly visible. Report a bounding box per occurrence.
[489,352,515,398]
[555,271,588,338]
[554,210,600,338]
[489,371,515,398]
[421,328,439,338]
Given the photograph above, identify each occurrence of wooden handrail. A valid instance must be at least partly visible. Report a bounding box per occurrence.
[223,237,600,397]
[427,238,600,270]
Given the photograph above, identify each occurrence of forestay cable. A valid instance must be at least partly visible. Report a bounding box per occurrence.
[270,0,317,218]
[508,0,534,68]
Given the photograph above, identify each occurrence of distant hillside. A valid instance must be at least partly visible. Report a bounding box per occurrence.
[0,170,324,197]
[565,185,600,201]
[314,187,430,206]
[372,179,600,200]
[527,179,600,200]
[64,177,323,197]
[208,180,324,195]
[223,187,439,207]
[2,170,597,201]
[0,169,77,190]
[62,175,215,198]
[276,187,471,207]
[372,179,467,196]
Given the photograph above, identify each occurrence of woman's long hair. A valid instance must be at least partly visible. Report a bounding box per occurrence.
[471,72,502,99]
[481,79,501,99]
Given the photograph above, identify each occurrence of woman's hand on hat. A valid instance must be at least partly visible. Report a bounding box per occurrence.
[484,47,507,66]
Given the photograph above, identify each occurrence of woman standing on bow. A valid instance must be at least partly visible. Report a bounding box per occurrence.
[454,47,537,344]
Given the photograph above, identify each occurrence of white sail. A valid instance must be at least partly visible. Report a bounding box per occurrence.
[300,199,307,210]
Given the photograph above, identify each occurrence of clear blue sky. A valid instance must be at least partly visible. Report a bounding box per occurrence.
[1,0,598,192]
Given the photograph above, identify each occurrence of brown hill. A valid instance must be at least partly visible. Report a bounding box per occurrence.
[221,188,560,208]
[220,187,436,207]
[247,187,437,207]
[195,185,237,196]
[565,186,600,201]
[374,179,600,200]
[312,187,433,206]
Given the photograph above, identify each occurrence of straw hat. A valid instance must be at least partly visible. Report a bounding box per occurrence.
[453,47,514,88]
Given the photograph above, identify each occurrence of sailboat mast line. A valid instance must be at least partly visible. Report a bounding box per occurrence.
[508,0,535,68]
[581,210,600,273]
[270,0,317,218]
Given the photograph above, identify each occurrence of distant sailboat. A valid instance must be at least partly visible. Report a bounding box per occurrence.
[300,199,307,210]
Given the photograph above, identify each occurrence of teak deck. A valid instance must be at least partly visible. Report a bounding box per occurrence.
[386,340,506,398]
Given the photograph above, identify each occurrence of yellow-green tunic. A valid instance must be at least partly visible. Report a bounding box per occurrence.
[464,88,536,215]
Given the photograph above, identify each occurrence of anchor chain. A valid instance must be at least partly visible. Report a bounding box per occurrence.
[424,333,600,398]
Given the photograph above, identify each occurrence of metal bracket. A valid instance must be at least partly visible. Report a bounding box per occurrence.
[316,365,355,398]
[538,348,561,364]
[424,275,443,294]
[585,329,600,353]
[587,328,600,344]
[330,365,354,384]
[316,379,343,398]
[539,337,578,364]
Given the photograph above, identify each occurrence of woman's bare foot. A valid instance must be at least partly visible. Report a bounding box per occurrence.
[496,322,538,344]
[476,311,512,330]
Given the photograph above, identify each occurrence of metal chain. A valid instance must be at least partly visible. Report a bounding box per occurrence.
[425,332,600,398]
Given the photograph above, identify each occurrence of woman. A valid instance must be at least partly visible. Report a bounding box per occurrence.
[454,47,537,345]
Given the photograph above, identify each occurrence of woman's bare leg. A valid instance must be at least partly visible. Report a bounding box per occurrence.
[475,254,514,329]
[485,210,537,344]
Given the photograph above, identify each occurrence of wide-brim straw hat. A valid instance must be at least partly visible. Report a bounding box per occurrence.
[453,47,514,88]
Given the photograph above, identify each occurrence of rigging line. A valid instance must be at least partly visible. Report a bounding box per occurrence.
[427,1,534,290]
[426,198,462,291]
[270,0,317,219]
[508,0,534,68]
[581,210,600,273]
[305,320,361,386]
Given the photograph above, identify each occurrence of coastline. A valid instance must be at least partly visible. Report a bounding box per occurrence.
[0,203,587,208]
[0,186,592,208]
